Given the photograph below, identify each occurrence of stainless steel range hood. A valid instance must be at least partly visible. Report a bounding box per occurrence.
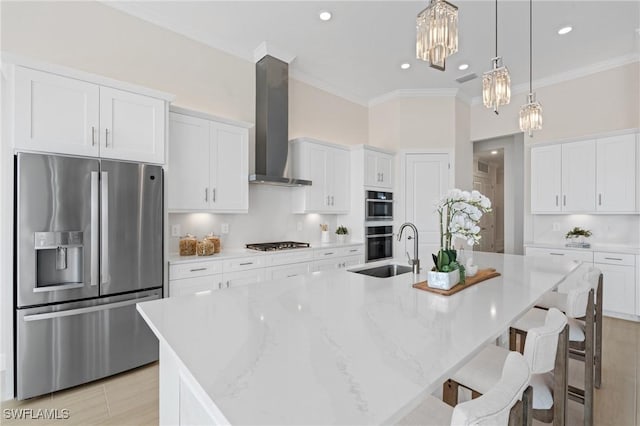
[249,55,311,187]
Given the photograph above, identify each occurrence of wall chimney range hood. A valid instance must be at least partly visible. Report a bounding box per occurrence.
[249,54,311,187]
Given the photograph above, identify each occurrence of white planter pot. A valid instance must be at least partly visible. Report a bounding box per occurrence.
[336,234,348,244]
[427,269,460,290]
[321,230,330,243]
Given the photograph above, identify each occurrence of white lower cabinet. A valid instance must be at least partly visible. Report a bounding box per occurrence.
[313,255,363,272]
[268,263,311,280]
[524,247,594,263]
[222,269,266,289]
[170,275,224,297]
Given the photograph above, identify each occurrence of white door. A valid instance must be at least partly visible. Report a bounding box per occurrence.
[596,134,636,212]
[330,148,350,212]
[530,145,562,213]
[561,140,596,212]
[210,122,248,212]
[377,154,393,188]
[99,87,165,164]
[598,263,635,316]
[14,67,100,157]
[223,269,265,288]
[306,144,329,211]
[168,113,211,211]
[364,151,378,187]
[404,153,450,268]
[473,175,495,252]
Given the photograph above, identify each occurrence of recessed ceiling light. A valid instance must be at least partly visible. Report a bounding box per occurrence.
[319,10,332,21]
[458,63,469,71]
[557,26,573,35]
[400,63,411,70]
[491,150,498,155]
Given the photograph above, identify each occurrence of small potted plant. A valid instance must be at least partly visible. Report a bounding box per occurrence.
[428,189,492,290]
[565,227,592,247]
[335,226,349,244]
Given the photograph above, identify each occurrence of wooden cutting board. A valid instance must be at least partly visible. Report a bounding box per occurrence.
[412,268,501,296]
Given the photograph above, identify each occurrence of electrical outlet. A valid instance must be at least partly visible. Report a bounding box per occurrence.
[171,224,181,237]
[221,223,229,234]
[552,223,560,232]
[297,221,303,231]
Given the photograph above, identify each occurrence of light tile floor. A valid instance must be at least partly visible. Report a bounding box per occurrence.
[2,317,638,425]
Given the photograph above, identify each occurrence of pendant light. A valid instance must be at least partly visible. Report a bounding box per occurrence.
[416,0,459,71]
[519,0,543,137]
[482,0,511,114]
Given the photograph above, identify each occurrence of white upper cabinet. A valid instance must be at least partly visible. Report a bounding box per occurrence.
[210,122,249,212]
[168,110,249,213]
[168,113,210,211]
[561,140,596,212]
[531,133,638,214]
[290,138,350,214]
[14,67,100,157]
[596,134,637,212]
[531,145,562,213]
[13,66,168,164]
[98,87,165,164]
[365,149,393,189]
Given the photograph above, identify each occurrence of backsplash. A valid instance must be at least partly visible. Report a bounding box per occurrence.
[168,185,339,253]
[531,215,640,246]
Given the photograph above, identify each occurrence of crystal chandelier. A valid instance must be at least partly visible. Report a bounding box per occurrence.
[482,0,511,114]
[416,0,459,71]
[519,0,543,136]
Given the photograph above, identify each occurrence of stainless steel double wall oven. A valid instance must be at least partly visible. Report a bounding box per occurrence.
[365,191,394,262]
[15,153,163,399]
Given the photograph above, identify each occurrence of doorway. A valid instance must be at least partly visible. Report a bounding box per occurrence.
[473,149,504,253]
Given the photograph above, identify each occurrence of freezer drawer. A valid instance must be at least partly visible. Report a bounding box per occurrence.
[16,289,161,399]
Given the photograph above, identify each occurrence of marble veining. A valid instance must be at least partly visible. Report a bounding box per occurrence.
[138,252,580,425]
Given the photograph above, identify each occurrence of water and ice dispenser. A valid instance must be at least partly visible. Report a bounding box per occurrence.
[34,231,84,289]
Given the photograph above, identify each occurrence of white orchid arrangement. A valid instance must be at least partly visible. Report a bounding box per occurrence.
[433,189,492,274]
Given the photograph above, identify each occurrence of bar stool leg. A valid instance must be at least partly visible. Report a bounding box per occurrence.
[594,277,603,389]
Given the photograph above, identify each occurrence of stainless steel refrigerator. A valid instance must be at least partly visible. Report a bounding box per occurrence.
[15,152,163,399]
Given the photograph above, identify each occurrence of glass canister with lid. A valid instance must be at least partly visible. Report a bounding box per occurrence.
[179,234,197,256]
[204,233,221,254]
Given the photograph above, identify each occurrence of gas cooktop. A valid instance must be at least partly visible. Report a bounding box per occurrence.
[245,241,310,252]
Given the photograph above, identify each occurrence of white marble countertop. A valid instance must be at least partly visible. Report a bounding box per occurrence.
[524,242,640,255]
[168,241,365,264]
[138,252,579,425]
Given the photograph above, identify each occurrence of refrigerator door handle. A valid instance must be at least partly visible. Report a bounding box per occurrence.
[90,172,99,286]
[100,171,110,285]
[22,295,159,322]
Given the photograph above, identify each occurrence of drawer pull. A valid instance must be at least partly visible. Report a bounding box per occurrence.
[549,253,565,256]
[189,268,207,272]
[287,274,297,278]
[349,249,358,252]
[324,252,334,256]
[239,262,253,266]
[604,257,623,261]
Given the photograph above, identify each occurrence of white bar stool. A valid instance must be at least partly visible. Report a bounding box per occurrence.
[398,352,532,426]
[443,308,568,426]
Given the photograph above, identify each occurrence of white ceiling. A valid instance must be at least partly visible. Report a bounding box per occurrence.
[107,1,640,105]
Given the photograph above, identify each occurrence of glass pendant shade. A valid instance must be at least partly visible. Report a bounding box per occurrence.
[416,0,458,71]
[482,57,511,113]
[519,92,543,137]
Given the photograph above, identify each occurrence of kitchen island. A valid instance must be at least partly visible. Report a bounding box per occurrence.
[137,252,579,425]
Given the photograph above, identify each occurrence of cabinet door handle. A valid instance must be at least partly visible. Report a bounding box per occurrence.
[555,195,558,206]
[563,195,566,206]
[205,188,208,202]
[598,193,602,206]
[105,128,109,147]
[331,196,334,206]
[213,188,216,203]
[239,262,253,266]
[189,268,206,272]
[604,257,623,261]
[218,282,222,289]
[91,126,96,146]
[226,281,230,288]
[549,253,565,256]
[381,172,384,182]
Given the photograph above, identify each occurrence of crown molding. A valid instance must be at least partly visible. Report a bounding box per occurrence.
[253,42,296,64]
[289,70,369,107]
[470,53,640,106]
[369,88,463,107]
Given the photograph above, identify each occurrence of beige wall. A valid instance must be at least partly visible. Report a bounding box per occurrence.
[0,1,368,144]
[454,99,473,190]
[369,96,455,151]
[471,62,640,142]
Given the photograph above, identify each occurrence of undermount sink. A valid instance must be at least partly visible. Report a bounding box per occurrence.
[350,264,413,278]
